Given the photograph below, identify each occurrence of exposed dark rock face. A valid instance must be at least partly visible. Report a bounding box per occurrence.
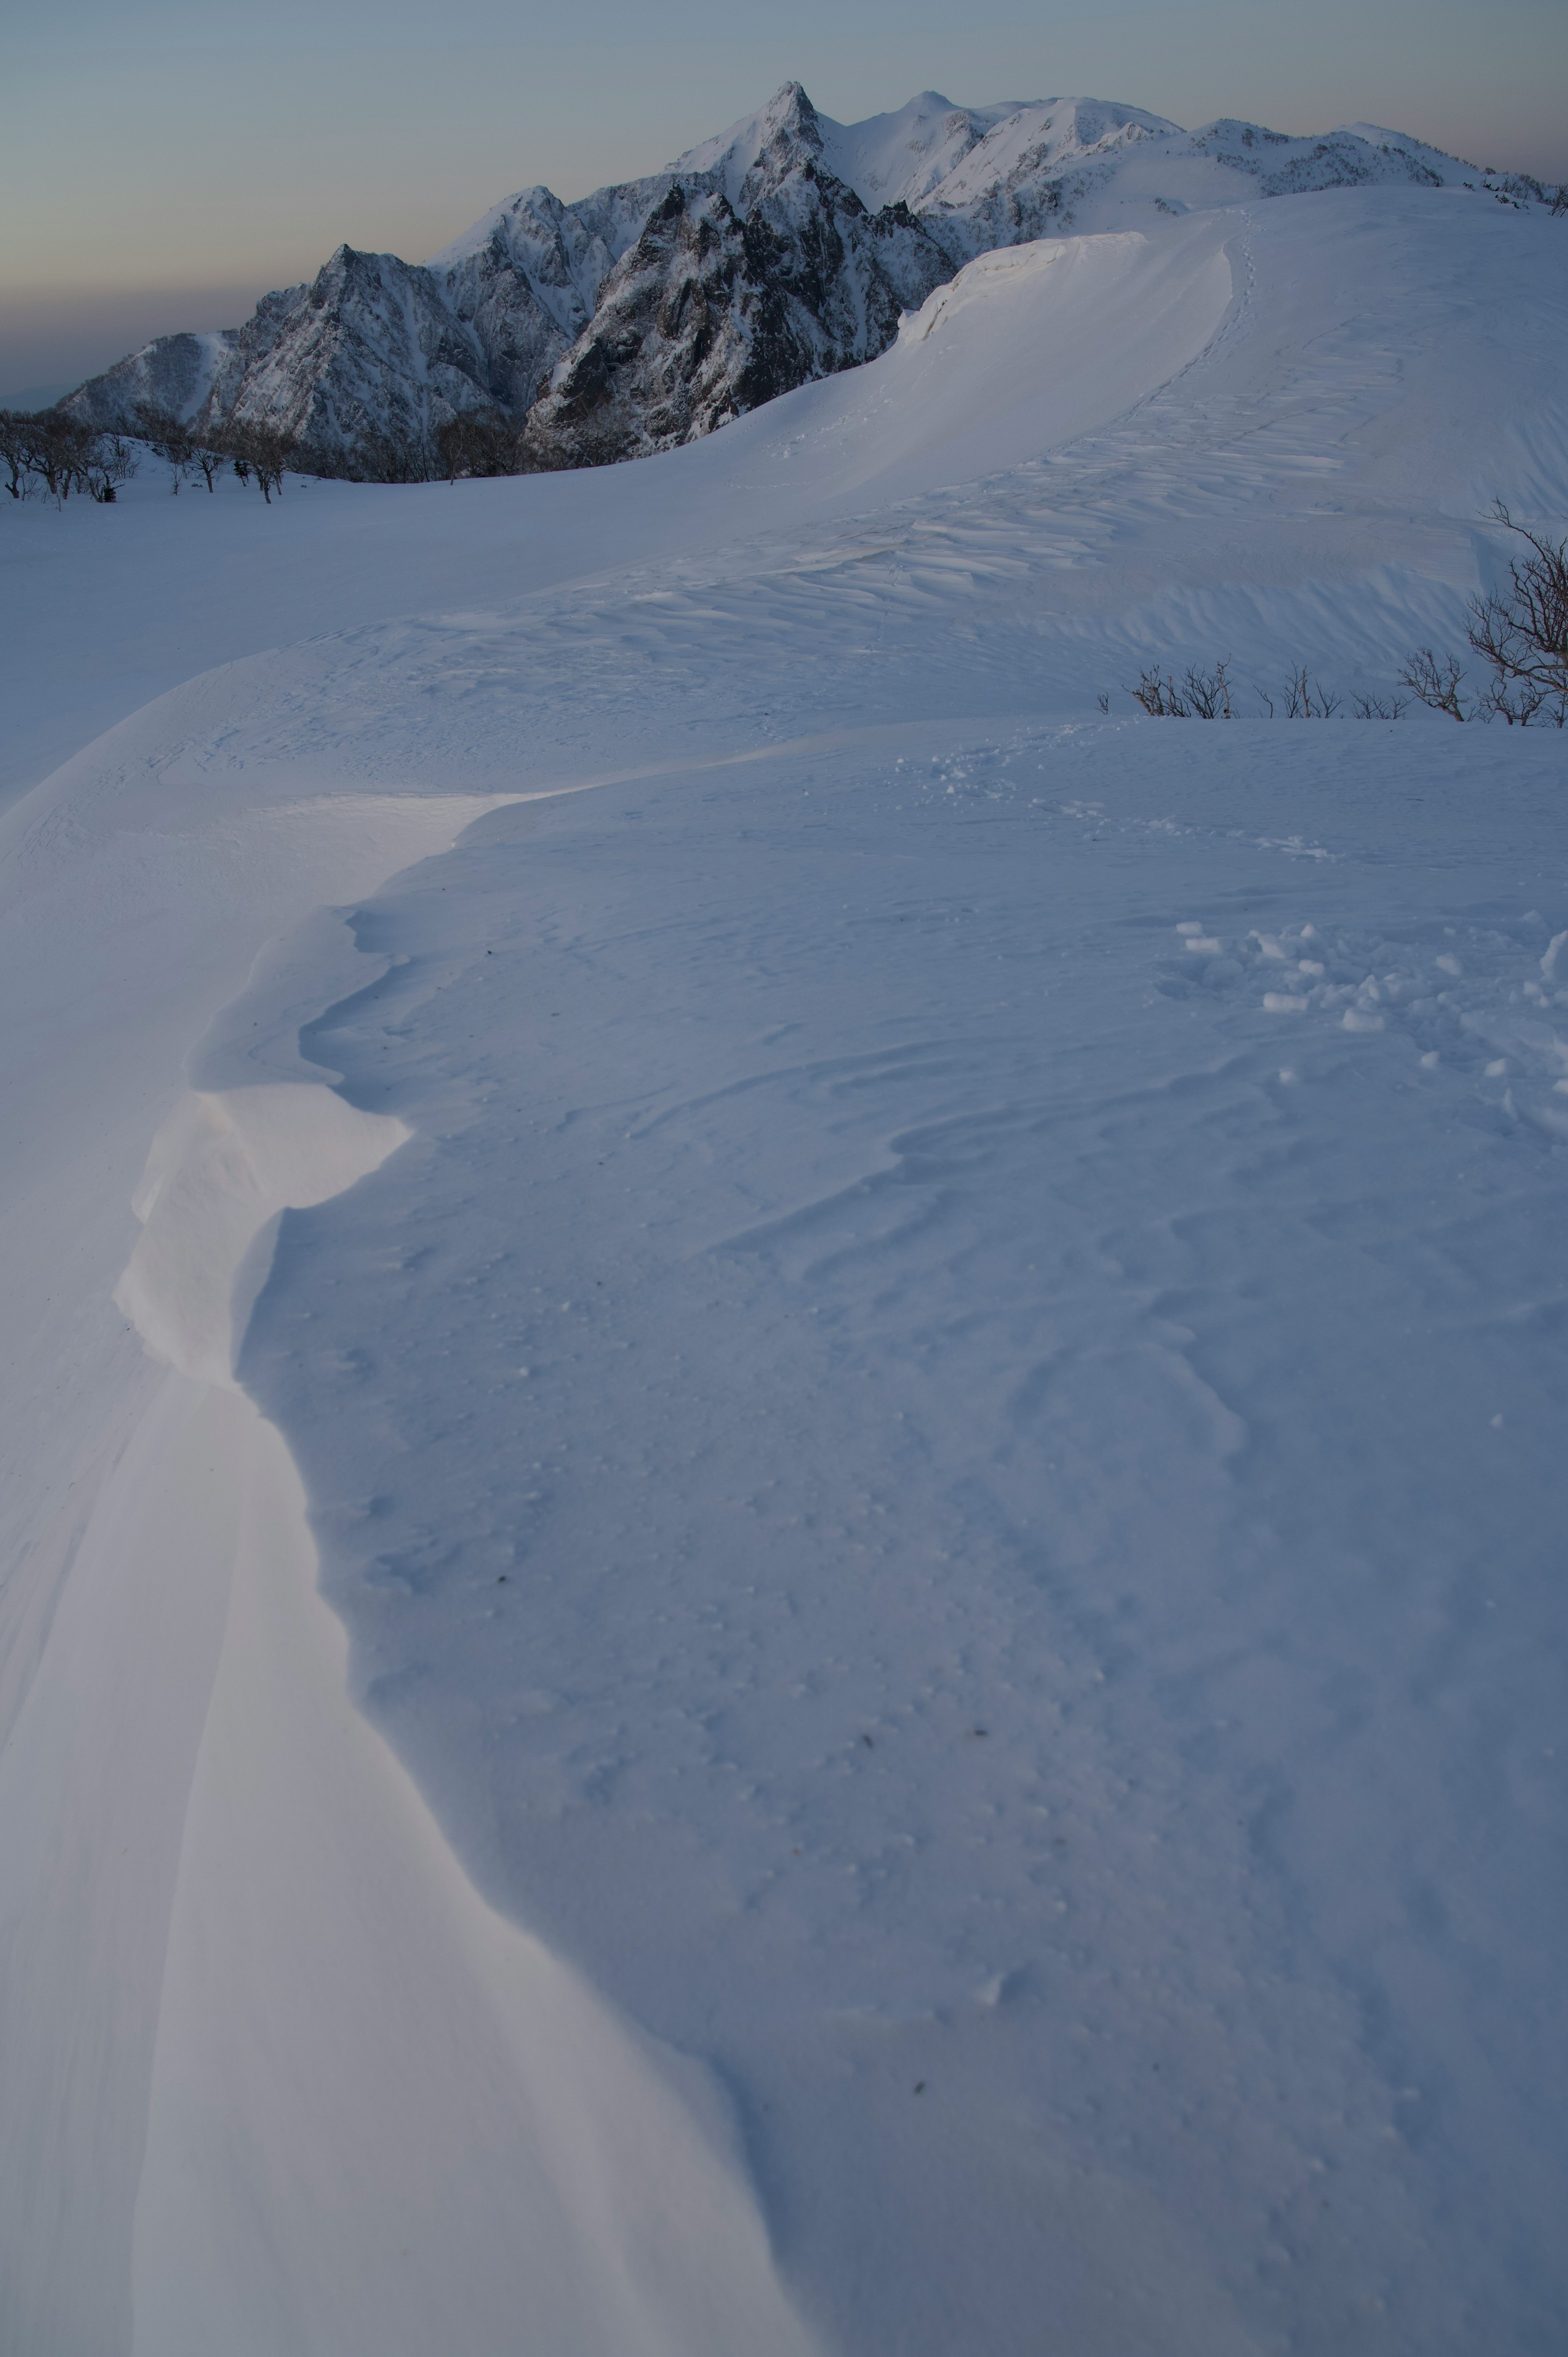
[521,135,952,468]
[60,82,1535,478]
[521,187,753,467]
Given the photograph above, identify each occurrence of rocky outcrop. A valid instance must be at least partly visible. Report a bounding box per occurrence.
[62,83,1547,477]
[522,99,953,467]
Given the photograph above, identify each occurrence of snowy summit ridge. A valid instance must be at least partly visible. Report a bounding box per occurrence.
[65,83,1552,475]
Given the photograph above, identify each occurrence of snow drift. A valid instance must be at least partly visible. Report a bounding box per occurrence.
[2,163,1566,2355]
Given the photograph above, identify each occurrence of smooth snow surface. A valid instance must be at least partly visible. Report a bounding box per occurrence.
[2,183,1566,2355]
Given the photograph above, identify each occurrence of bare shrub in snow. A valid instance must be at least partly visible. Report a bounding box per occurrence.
[1129,668,1187,715]
[1127,660,1233,717]
[1183,661,1234,718]
[1120,659,1398,718]
[1261,666,1342,718]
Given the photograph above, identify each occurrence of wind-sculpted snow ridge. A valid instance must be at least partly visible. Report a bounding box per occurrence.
[3,174,1567,2354]
[63,79,1560,475]
[237,722,1568,2356]
[103,912,822,2357]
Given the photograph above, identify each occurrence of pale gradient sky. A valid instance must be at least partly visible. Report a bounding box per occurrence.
[4,0,1564,401]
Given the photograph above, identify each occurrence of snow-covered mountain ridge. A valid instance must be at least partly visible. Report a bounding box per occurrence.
[65,83,1561,475]
[4,149,1568,2352]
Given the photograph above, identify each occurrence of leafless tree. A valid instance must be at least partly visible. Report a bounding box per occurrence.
[0,410,34,499]
[1401,508,1568,726]
[345,426,431,484]
[217,424,296,502]
[1468,504,1568,724]
[436,408,525,482]
[21,412,97,503]
[248,428,294,502]
[1351,691,1410,719]
[84,433,138,502]
[1398,647,1468,718]
[135,404,195,491]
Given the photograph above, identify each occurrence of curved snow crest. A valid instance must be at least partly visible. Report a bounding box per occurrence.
[116,879,503,1388]
[896,235,1071,342]
[116,909,414,1387]
[783,218,1234,505]
[114,1084,408,1388]
[110,906,821,2353]
[891,236,1089,346]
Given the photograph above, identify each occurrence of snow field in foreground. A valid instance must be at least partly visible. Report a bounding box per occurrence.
[240,720,1567,2355]
[0,180,1565,2353]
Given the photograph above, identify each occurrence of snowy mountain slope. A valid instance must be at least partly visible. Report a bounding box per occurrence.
[62,82,1561,475]
[671,85,1476,241]
[69,245,510,456]
[4,180,1567,2354]
[892,96,1481,258]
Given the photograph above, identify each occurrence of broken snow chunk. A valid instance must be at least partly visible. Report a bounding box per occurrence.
[1176,921,1205,935]
[1342,1008,1385,1032]
[1542,931,1568,981]
[1184,936,1222,955]
[1486,1059,1508,1078]
[1436,953,1463,978]
[1263,992,1310,1012]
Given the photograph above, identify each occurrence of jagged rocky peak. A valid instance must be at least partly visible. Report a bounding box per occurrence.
[521,117,952,470]
[670,79,827,205]
[60,84,1548,478]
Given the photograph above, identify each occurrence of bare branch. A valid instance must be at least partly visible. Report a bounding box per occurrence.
[1399,647,1470,720]
[1463,504,1568,723]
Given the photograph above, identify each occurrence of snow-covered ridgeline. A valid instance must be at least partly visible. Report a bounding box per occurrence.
[62,82,1558,475]
[1,179,1565,2349]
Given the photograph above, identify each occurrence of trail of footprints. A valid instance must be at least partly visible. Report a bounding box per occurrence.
[1170,913,1568,1142]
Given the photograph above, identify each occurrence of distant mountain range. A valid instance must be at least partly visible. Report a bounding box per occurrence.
[62,85,1564,477]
